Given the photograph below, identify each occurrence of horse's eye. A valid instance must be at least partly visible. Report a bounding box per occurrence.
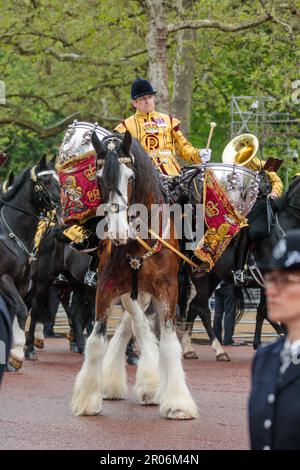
[128,176,134,183]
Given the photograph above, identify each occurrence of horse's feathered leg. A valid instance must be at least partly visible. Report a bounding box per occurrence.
[71,284,111,416]
[122,293,160,405]
[71,318,107,416]
[154,295,198,420]
[102,310,133,400]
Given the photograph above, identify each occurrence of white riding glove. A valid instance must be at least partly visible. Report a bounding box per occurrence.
[199,148,212,163]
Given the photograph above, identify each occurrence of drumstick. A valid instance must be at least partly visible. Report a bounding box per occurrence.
[206,122,216,150]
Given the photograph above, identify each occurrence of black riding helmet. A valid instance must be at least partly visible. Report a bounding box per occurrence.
[131,78,157,100]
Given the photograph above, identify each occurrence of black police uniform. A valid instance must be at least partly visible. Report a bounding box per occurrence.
[0,294,12,385]
[249,337,300,450]
[248,228,300,450]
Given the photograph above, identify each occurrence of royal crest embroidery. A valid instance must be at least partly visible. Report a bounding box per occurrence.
[87,188,101,203]
[84,164,96,181]
[58,152,102,222]
[205,201,220,218]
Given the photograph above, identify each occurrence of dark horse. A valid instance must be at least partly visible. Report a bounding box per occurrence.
[250,175,300,348]
[0,156,60,371]
[71,130,198,420]
[24,228,96,359]
[179,172,300,356]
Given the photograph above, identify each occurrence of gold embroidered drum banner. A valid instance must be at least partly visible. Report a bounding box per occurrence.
[194,169,248,270]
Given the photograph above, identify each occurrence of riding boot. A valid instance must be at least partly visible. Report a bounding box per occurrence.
[233,227,252,286]
[181,321,198,359]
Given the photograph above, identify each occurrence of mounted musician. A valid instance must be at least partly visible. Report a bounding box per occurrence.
[55,78,213,283]
[114,77,212,176]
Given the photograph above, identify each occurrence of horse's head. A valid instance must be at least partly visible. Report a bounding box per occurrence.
[1,171,14,194]
[92,130,135,245]
[30,154,60,214]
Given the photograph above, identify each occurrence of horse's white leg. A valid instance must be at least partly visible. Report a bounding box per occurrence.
[34,322,45,349]
[122,294,160,405]
[9,316,26,370]
[211,338,231,361]
[71,321,107,416]
[181,323,199,359]
[103,311,133,399]
[156,319,198,420]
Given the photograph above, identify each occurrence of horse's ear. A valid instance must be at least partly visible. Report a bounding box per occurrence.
[122,130,132,155]
[91,131,104,156]
[8,171,14,187]
[37,153,47,170]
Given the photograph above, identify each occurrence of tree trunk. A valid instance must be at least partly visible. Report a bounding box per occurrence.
[172,0,196,136]
[142,0,170,112]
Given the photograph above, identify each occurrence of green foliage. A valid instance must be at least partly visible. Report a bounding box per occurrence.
[0,0,299,186]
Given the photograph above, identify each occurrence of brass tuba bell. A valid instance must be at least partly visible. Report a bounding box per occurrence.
[222,134,259,167]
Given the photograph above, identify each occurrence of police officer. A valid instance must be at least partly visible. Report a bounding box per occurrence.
[115,77,211,175]
[248,229,300,450]
[0,292,12,385]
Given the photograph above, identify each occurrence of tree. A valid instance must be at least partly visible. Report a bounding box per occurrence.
[0,0,299,178]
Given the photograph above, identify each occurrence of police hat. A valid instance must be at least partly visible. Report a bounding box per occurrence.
[131,78,157,100]
[258,229,300,271]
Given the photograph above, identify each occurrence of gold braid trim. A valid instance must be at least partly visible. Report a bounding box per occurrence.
[33,210,56,252]
[55,150,96,172]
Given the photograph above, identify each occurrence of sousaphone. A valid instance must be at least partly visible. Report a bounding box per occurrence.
[222,134,259,167]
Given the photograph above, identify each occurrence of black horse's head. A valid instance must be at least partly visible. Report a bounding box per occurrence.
[30,154,60,214]
[0,171,14,195]
[0,154,60,217]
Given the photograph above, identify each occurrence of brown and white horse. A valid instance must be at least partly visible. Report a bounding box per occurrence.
[71,131,198,419]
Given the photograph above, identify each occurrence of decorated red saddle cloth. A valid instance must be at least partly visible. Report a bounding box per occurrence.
[56,151,101,224]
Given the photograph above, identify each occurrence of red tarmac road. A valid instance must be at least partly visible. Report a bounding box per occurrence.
[0,339,254,450]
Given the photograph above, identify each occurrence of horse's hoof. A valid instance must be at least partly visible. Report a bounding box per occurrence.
[25,350,38,361]
[127,355,139,366]
[216,352,231,362]
[6,356,23,372]
[138,393,158,406]
[5,363,19,372]
[253,343,259,350]
[183,351,199,359]
[70,341,79,353]
[34,338,44,349]
[165,408,197,420]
